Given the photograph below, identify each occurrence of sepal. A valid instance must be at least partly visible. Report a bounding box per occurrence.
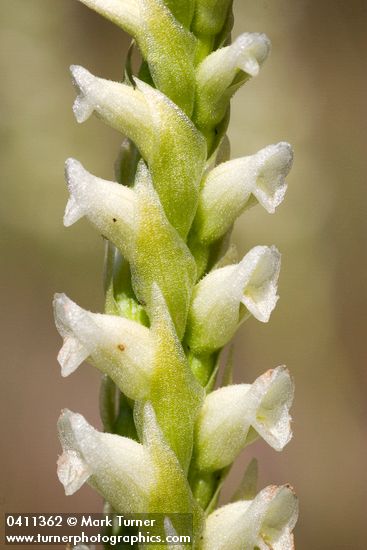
[201,484,298,550]
[194,366,294,471]
[53,293,154,400]
[186,245,281,352]
[195,142,293,243]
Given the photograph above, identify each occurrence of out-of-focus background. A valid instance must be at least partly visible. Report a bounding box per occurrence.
[1,0,366,548]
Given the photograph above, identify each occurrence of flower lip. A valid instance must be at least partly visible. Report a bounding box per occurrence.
[252,142,294,213]
[234,32,272,76]
[240,245,281,322]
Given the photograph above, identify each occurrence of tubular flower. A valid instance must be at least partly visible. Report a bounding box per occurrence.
[194,33,271,136]
[194,367,294,471]
[55,0,298,547]
[53,293,154,399]
[186,245,281,353]
[57,409,157,511]
[194,142,294,244]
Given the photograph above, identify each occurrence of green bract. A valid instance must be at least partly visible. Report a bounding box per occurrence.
[55,1,298,548]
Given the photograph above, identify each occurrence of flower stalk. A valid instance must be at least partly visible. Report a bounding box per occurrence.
[55,0,298,548]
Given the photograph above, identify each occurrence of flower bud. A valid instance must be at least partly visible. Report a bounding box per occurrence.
[186,246,281,353]
[71,66,206,238]
[195,33,271,131]
[195,366,294,471]
[201,484,298,550]
[57,409,157,512]
[53,293,154,400]
[195,142,294,244]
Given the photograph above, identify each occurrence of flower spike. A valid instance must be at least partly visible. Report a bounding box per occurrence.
[56,0,298,544]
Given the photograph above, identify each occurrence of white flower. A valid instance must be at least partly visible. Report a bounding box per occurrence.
[201,484,298,550]
[71,65,153,157]
[64,158,137,258]
[196,142,294,243]
[57,409,157,512]
[186,245,281,352]
[195,366,294,471]
[53,293,154,400]
[195,33,271,129]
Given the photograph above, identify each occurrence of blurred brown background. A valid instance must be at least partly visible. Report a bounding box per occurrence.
[1,1,366,548]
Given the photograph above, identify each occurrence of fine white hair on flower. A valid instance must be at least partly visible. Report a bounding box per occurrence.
[195,366,294,471]
[201,484,298,550]
[53,293,155,400]
[57,409,157,512]
[196,142,294,243]
[186,245,281,353]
